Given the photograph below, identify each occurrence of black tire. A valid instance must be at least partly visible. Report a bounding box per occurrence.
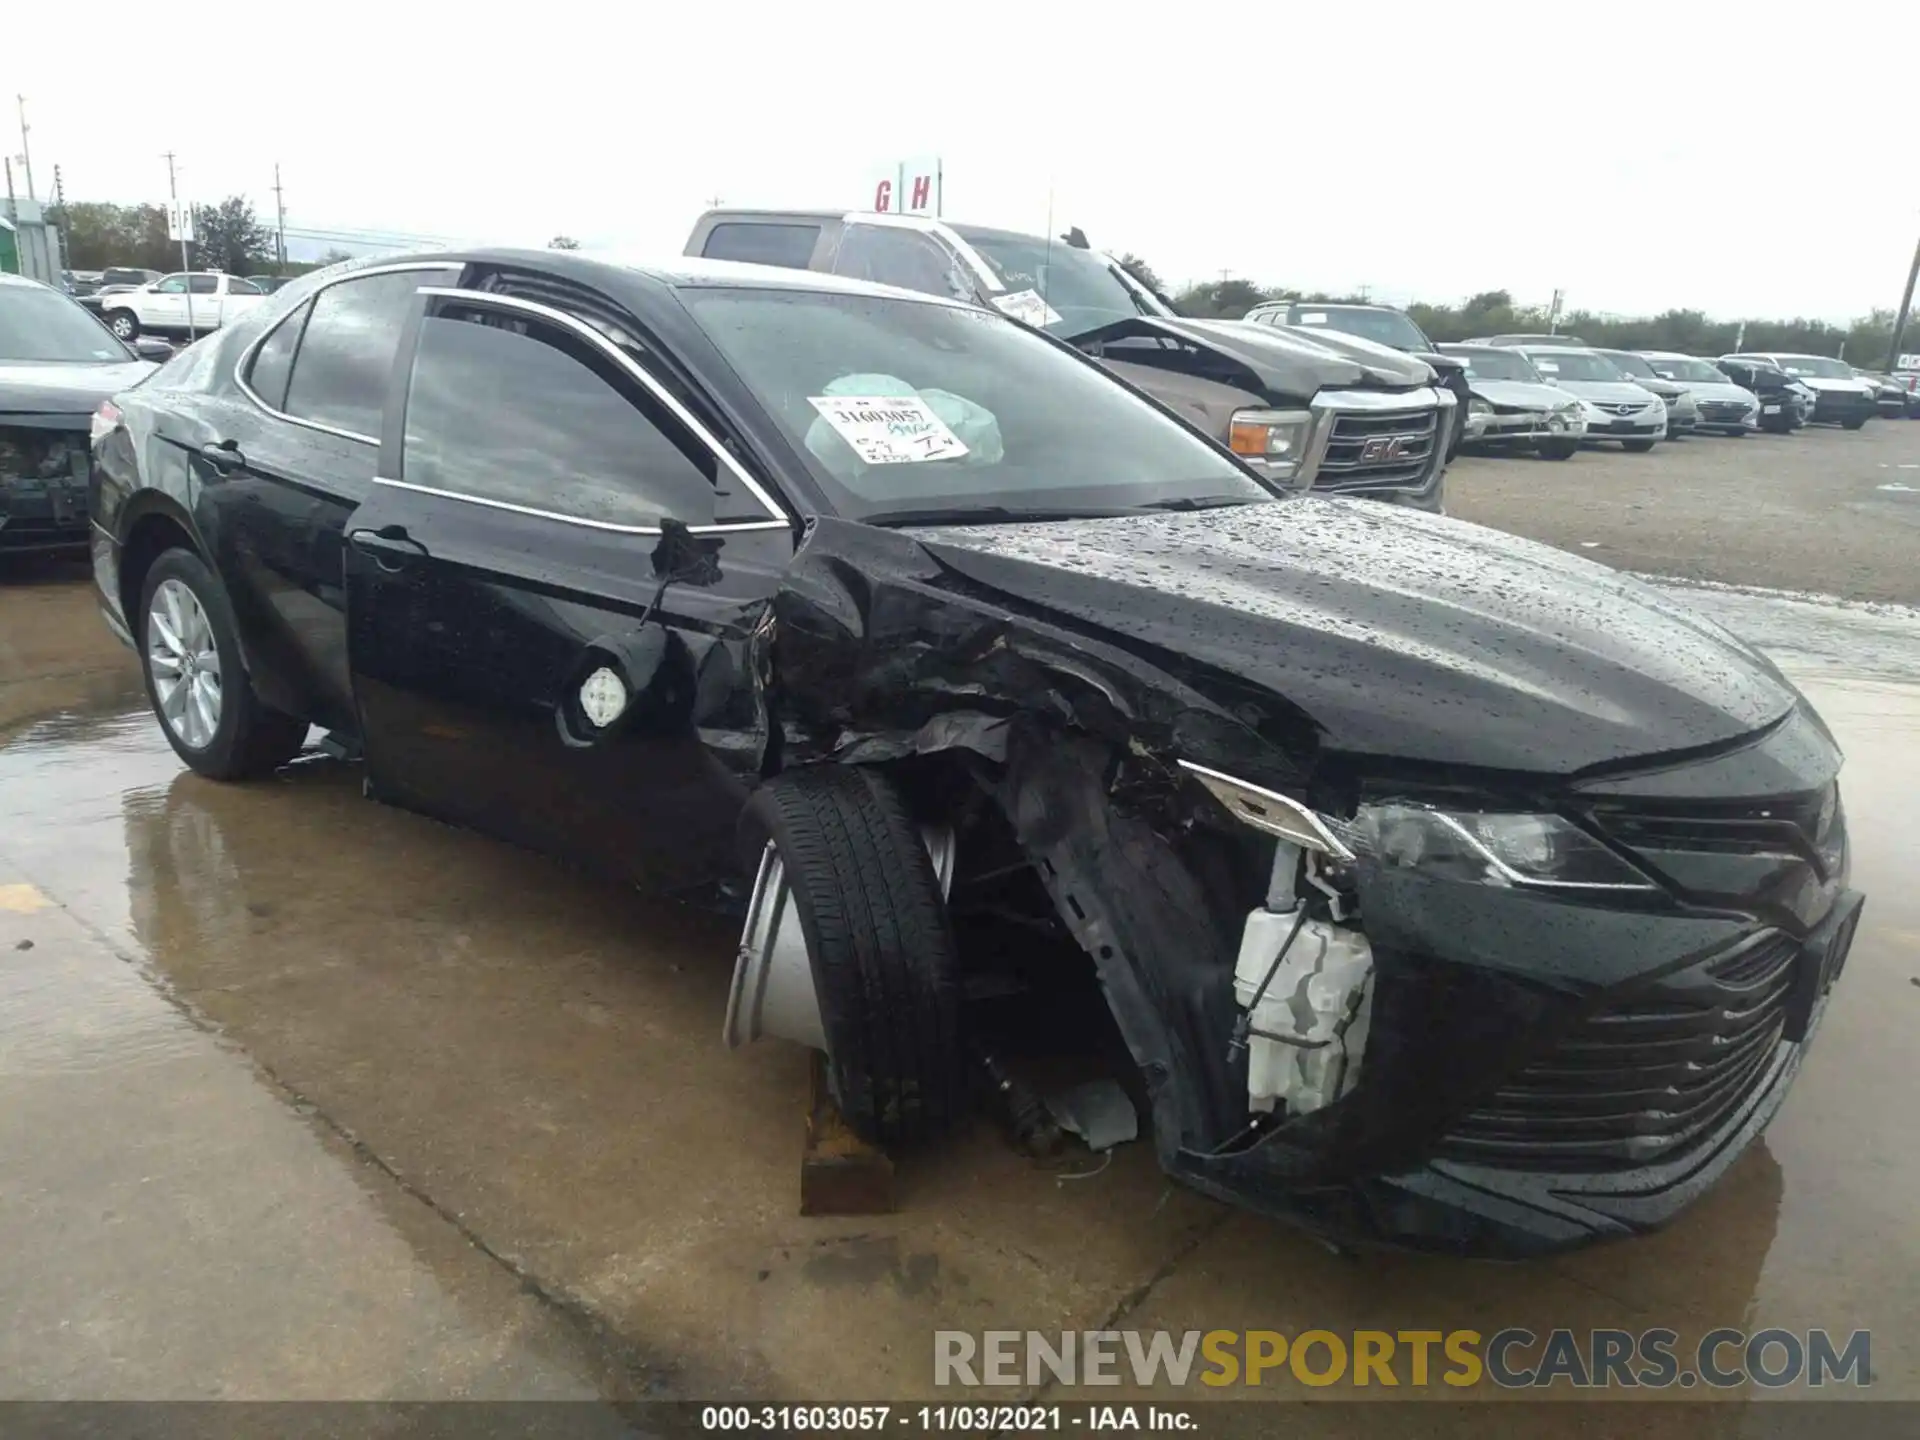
[740,768,964,1146]
[1622,439,1658,453]
[1539,439,1578,460]
[1843,416,1868,430]
[137,547,309,780]
[104,309,140,341]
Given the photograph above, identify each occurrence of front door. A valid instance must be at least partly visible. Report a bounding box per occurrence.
[342,287,795,895]
[146,275,190,331]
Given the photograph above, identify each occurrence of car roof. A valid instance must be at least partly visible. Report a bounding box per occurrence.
[0,271,58,292]
[356,246,976,310]
[1288,301,1398,313]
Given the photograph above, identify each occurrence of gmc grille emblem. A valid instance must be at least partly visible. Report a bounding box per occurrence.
[1360,435,1413,463]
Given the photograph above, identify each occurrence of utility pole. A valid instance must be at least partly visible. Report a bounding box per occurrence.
[1884,226,1920,373]
[272,163,287,268]
[15,95,35,201]
[164,151,193,334]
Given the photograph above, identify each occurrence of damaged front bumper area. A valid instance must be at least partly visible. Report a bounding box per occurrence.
[1,423,92,554]
[996,707,1860,1258]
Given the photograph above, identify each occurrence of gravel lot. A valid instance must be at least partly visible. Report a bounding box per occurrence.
[1446,417,1920,605]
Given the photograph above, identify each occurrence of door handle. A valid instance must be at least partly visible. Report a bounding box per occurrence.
[198,441,245,474]
[348,525,431,571]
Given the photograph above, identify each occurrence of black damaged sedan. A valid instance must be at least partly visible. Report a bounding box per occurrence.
[90,251,1862,1256]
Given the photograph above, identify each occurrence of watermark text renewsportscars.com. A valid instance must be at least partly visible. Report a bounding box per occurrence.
[934,1328,1872,1390]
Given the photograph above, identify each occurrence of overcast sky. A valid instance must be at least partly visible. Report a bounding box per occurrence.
[7,3,1918,321]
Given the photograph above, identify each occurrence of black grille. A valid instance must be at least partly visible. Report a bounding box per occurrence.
[1698,400,1748,420]
[1318,407,1438,489]
[1438,932,1797,1170]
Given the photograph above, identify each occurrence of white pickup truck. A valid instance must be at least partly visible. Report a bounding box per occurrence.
[98,272,270,342]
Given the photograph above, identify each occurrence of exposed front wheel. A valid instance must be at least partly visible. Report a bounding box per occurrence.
[106,310,139,340]
[1622,439,1658,453]
[734,768,965,1146]
[1539,438,1578,460]
[138,548,309,780]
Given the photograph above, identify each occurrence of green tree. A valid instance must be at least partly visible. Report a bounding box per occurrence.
[192,196,273,274]
[548,235,581,250]
[1171,277,1277,318]
[1114,252,1164,293]
[58,202,176,271]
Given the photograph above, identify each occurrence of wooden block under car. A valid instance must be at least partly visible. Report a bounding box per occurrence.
[799,1051,895,1216]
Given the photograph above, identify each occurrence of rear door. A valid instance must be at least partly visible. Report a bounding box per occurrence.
[341,284,795,893]
[185,273,220,332]
[203,261,461,729]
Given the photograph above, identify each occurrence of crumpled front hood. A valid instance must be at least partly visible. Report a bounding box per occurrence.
[1795,376,1872,394]
[1470,379,1579,410]
[0,359,155,417]
[1072,316,1433,402]
[909,500,1795,776]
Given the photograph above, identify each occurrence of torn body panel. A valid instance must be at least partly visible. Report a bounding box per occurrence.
[752,508,1857,1255]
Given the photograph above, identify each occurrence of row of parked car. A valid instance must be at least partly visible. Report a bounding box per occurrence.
[1252,301,1916,462]
[61,267,292,340]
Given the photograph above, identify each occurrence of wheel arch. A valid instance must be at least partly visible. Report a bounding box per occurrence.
[116,493,207,636]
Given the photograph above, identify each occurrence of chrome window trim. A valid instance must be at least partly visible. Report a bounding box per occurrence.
[368,476,789,537]
[388,285,791,532]
[231,261,465,445]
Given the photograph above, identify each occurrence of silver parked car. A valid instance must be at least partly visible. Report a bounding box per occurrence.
[1511,346,1667,450]
[1436,344,1587,459]
[1638,352,1761,435]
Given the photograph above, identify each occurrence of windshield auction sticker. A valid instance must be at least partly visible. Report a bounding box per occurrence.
[809,395,970,465]
[991,288,1065,328]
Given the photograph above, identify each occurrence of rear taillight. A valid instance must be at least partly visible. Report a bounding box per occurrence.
[90,399,121,446]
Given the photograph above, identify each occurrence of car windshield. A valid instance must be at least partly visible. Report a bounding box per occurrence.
[1291,307,1429,351]
[681,286,1272,523]
[1770,355,1854,380]
[1444,348,1540,382]
[1602,351,1659,379]
[1646,357,1725,382]
[0,285,132,363]
[1521,349,1623,382]
[949,229,1164,338]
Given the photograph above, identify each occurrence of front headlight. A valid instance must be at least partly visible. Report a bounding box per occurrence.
[1354,803,1656,891]
[1179,764,1656,891]
[1228,408,1313,479]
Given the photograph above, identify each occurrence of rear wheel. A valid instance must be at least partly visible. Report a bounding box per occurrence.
[105,310,139,341]
[138,548,309,780]
[738,768,965,1146]
[1622,439,1658,453]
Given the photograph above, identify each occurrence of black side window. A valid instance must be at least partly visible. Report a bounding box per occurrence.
[701,222,820,269]
[401,308,727,528]
[245,299,312,411]
[830,226,972,300]
[227,278,263,295]
[188,275,219,295]
[283,271,430,438]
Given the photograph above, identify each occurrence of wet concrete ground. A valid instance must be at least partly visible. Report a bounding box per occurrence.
[1449,416,1920,606]
[1,554,1916,1411]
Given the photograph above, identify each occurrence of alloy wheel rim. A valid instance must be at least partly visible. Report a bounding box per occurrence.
[111,316,134,338]
[147,578,223,750]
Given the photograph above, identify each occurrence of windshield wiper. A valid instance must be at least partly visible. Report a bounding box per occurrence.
[1134,495,1269,513]
[858,504,1145,528]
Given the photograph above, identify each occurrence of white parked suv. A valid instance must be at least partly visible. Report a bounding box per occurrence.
[98,272,269,342]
